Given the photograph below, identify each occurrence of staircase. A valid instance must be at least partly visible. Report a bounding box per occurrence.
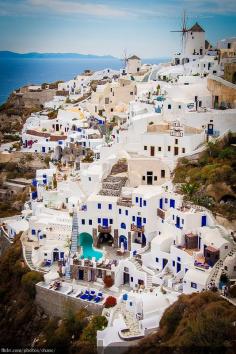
[146,274,153,289]
[207,244,236,288]
[71,210,79,254]
[99,176,127,197]
[25,249,36,270]
[130,257,153,289]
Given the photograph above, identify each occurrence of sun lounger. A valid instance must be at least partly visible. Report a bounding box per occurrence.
[87,294,96,301]
[80,290,90,300]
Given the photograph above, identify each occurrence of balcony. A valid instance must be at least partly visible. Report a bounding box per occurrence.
[98,225,111,234]
[157,208,165,220]
[131,224,144,233]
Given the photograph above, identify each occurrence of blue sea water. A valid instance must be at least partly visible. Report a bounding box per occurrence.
[0,57,168,104]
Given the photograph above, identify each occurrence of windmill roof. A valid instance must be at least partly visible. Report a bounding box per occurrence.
[189,22,205,32]
[205,40,210,49]
[128,55,141,60]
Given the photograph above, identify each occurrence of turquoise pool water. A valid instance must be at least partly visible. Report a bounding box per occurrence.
[78,232,103,261]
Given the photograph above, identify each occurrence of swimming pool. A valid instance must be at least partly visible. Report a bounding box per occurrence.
[78,232,103,261]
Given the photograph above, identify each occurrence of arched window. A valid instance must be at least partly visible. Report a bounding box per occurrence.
[121,222,126,229]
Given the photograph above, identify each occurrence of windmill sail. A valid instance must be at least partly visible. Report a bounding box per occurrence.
[171,11,188,54]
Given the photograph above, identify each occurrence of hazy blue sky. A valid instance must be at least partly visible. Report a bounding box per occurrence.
[0,0,236,57]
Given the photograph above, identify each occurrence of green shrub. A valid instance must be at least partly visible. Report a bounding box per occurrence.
[21,271,43,298]
[80,316,108,347]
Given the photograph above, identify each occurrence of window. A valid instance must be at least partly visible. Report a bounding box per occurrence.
[161,170,165,178]
[143,200,146,206]
[81,219,85,225]
[119,208,121,214]
[182,148,185,153]
[109,204,112,210]
[121,223,126,229]
[89,219,92,225]
[143,218,146,224]
[136,197,138,203]
[191,282,197,289]
[168,146,171,151]
[175,139,178,145]
[97,203,101,209]
[225,245,228,249]
[130,92,133,95]
[172,261,175,266]
[144,146,147,150]
[182,219,184,224]
[130,302,133,306]
[156,257,159,263]
[88,177,91,181]
[32,229,36,235]
[125,210,128,216]
[142,176,145,181]
[132,216,135,222]
[110,219,113,224]
[131,276,133,282]
[185,268,188,273]
[172,215,175,220]
[154,176,157,181]
[105,97,109,104]
[111,108,113,112]
[177,257,181,262]
[98,218,101,224]
[178,105,181,109]
[158,147,161,151]
[168,104,171,109]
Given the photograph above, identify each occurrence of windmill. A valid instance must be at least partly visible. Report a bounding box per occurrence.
[121,49,129,70]
[171,11,188,55]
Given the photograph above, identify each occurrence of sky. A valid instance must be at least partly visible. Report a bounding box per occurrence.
[0,0,236,58]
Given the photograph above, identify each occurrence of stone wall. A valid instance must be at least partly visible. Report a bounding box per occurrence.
[207,76,236,108]
[35,283,103,317]
[0,230,12,257]
[224,63,236,84]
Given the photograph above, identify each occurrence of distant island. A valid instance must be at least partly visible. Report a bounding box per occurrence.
[0,51,117,59]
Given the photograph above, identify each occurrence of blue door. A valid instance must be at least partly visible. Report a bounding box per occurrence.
[177,262,181,272]
[142,234,146,245]
[103,218,108,227]
[159,198,163,209]
[119,236,127,250]
[170,199,175,208]
[201,215,207,226]
[140,198,142,208]
[162,258,168,269]
[42,147,46,153]
[137,217,142,227]
[176,216,180,228]
[207,124,213,135]
[60,252,64,259]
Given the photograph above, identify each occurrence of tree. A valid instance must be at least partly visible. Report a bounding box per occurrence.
[80,316,108,347]
[21,271,43,298]
[104,296,117,308]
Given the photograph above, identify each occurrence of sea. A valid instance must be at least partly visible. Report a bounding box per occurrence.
[0,57,169,104]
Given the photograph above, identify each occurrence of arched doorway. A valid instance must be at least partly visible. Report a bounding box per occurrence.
[98,232,113,247]
[119,235,128,250]
[53,248,59,262]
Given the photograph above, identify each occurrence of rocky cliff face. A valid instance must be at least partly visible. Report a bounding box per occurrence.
[0,89,56,142]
